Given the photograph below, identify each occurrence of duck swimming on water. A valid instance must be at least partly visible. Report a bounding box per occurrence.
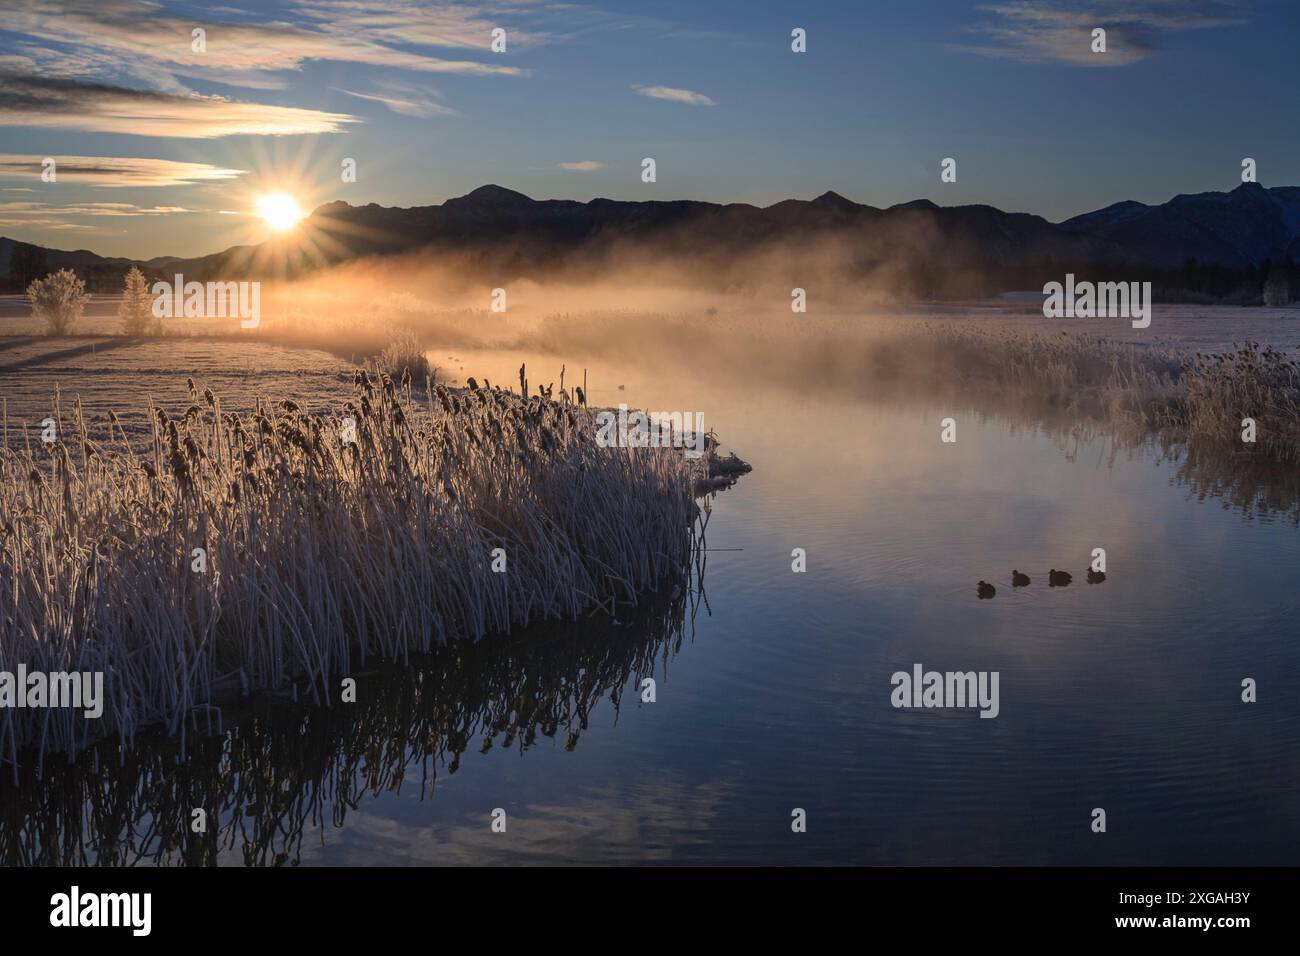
[1048,569,1072,586]
[1011,570,1030,587]
[977,581,996,599]
[1087,568,1106,583]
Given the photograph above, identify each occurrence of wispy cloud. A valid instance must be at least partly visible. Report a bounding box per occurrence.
[0,201,193,216]
[291,0,552,53]
[0,218,96,230]
[0,199,193,230]
[558,160,604,171]
[0,0,718,148]
[0,154,246,187]
[633,84,716,106]
[0,73,358,137]
[332,83,457,119]
[954,0,1244,66]
[0,0,528,91]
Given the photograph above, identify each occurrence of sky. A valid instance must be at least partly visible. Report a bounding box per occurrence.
[0,0,1297,259]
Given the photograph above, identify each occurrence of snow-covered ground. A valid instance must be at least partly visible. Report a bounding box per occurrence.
[891,300,1300,352]
[0,335,353,442]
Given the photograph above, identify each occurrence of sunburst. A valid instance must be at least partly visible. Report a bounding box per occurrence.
[257,193,304,231]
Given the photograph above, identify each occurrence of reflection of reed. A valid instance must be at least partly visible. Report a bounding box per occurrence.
[925,389,1300,523]
[1156,440,1300,524]
[0,569,705,867]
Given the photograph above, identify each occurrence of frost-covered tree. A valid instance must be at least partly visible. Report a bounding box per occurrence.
[27,268,90,336]
[117,266,157,335]
[1263,261,1291,307]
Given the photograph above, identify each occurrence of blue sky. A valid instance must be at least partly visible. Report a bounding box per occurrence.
[1,0,1297,258]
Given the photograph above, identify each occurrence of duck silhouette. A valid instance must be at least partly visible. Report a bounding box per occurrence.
[1048,569,1072,587]
[1011,570,1031,587]
[977,581,996,599]
[1087,569,1106,584]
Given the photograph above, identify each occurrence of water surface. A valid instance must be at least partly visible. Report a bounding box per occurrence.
[4,336,1299,866]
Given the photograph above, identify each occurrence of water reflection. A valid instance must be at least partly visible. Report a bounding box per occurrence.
[937,392,1300,525]
[1160,440,1300,523]
[0,570,707,866]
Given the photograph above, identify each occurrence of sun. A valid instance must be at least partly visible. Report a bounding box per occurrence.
[258,192,304,231]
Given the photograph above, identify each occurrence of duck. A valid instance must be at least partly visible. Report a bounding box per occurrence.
[1011,570,1030,587]
[1048,569,1072,587]
[977,581,996,599]
[1087,568,1106,584]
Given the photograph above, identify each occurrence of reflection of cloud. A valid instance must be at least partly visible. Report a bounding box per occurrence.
[0,154,245,187]
[559,160,604,171]
[953,0,1244,66]
[633,84,716,106]
[332,84,457,119]
[307,773,736,865]
[0,73,357,137]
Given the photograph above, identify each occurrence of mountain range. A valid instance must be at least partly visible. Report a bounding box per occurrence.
[4,182,1298,296]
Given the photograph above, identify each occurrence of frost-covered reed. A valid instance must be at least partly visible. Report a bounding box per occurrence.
[0,372,718,766]
[874,325,1300,461]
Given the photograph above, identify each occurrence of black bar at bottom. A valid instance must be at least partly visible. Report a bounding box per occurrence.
[0,866,1283,941]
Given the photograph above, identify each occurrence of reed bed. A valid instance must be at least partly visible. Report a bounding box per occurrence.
[0,372,723,767]
[377,329,432,383]
[874,324,1300,462]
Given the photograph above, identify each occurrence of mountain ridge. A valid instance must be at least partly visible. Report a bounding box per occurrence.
[5,183,1300,296]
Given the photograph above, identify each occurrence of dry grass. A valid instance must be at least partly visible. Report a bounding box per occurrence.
[378,329,432,383]
[0,372,720,767]
[1178,344,1300,455]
